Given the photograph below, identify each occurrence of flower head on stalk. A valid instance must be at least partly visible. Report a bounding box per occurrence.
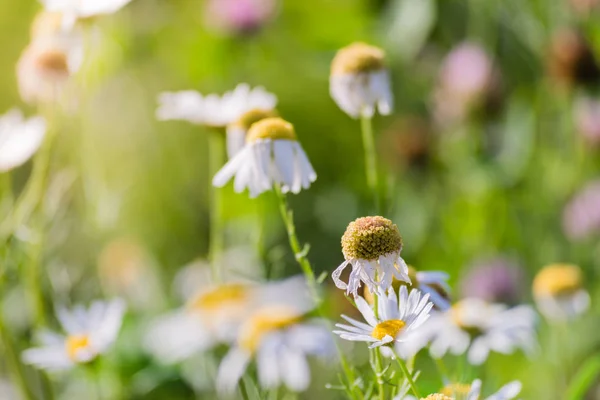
[413,298,537,365]
[212,117,317,197]
[409,379,521,400]
[22,299,125,370]
[533,263,590,322]
[364,266,451,311]
[216,279,332,393]
[0,109,46,173]
[330,42,393,118]
[332,216,411,296]
[333,286,432,348]
[38,0,134,31]
[226,108,278,158]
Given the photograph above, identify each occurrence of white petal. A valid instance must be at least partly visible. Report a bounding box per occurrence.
[216,347,251,394]
[0,111,46,172]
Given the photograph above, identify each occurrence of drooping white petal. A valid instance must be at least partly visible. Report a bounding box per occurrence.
[0,110,46,172]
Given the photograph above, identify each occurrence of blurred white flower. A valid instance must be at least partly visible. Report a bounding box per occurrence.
[563,180,600,240]
[574,96,600,145]
[156,83,277,128]
[0,109,46,172]
[217,308,332,393]
[22,299,125,370]
[16,36,83,105]
[212,118,316,197]
[226,108,278,158]
[533,263,590,322]
[334,286,432,349]
[414,298,536,365]
[332,216,411,296]
[330,42,393,118]
[145,276,313,363]
[38,0,134,31]
[406,379,521,400]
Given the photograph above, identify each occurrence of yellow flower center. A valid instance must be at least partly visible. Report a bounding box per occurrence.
[450,301,483,336]
[188,283,249,312]
[239,306,302,352]
[533,263,583,297]
[371,319,406,341]
[35,49,69,75]
[440,383,473,400]
[232,108,279,131]
[65,334,91,361]
[245,117,297,143]
[341,216,403,261]
[331,42,386,75]
[422,395,454,400]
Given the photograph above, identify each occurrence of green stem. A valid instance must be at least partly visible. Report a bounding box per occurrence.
[0,309,35,400]
[434,357,450,385]
[238,378,250,400]
[394,348,420,398]
[360,114,380,213]
[208,132,226,283]
[374,348,386,400]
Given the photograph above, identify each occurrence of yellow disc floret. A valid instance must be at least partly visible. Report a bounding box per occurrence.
[341,216,403,261]
[371,319,406,341]
[331,42,386,76]
[188,283,249,312]
[246,117,297,143]
[232,108,279,131]
[35,48,69,75]
[533,263,583,297]
[65,334,91,361]
[422,395,454,400]
[239,306,302,352]
[441,383,473,399]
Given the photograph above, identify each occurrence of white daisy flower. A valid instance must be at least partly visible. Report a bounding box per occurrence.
[16,36,83,106]
[333,286,433,348]
[216,308,332,394]
[156,83,277,128]
[22,299,125,371]
[364,266,452,311]
[418,298,536,365]
[533,263,590,321]
[212,117,317,197]
[0,109,46,172]
[144,276,313,363]
[332,216,411,296]
[225,108,278,158]
[410,379,521,400]
[330,42,393,118]
[38,0,134,31]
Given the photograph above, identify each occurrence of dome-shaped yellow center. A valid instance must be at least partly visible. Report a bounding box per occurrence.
[246,117,297,143]
[188,283,249,312]
[331,42,386,75]
[239,306,302,352]
[371,319,406,341]
[341,216,403,261]
[441,383,473,399]
[65,334,91,361]
[533,263,583,297]
[232,108,279,131]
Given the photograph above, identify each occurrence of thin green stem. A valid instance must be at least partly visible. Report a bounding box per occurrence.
[238,378,250,400]
[360,114,380,213]
[0,309,35,400]
[434,357,450,385]
[394,348,420,398]
[208,132,226,283]
[374,348,386,400]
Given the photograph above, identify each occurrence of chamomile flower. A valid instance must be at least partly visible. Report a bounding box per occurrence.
[533,263,590,321]
[156,83,277,128]
[332,216,411,296]
[364,267,451,311]
[418,298,536,365]
[38,0,134,31]
[145,276,312,363]
[0,109,46,172]
[22,299,125,371]
[226,108,278,158]
[216,294,332,393]
[414,379,521,400]
[330,42,393,118]
[16,36,83,106]
[212,117,317,197]
[333,286,433,348]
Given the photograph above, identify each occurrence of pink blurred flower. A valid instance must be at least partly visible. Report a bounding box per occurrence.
[574,96,600,145]
[569,0,600,14]
[563,180,600,240]
[460,257,525,305]
[204,0,276,35]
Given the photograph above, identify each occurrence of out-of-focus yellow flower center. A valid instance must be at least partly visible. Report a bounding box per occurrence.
[65,335,91,361]
[371,319,406,341]
[440,383,473,399]
[239,306,301,352]
[35,49,69,74]
[188,283,249,312]
[421,394,453,400]
[364,267,418,304]
[450,301,483,336]
[331,42,386,75]
[232,108,279,131]
[246,117,297,143]
[533,263,583,297]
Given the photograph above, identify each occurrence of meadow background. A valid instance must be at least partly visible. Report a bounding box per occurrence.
[0,0,599,399]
